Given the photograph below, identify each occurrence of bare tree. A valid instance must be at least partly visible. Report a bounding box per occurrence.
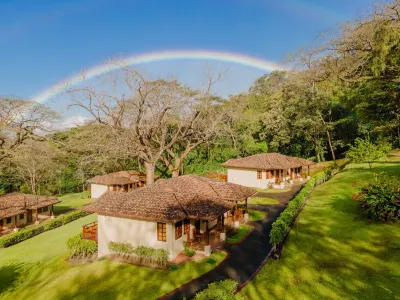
[67,62,224,183]
[0,97,58,162]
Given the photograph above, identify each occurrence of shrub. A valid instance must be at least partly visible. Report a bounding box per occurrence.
[109,241,135,255]
[269,167,336,247]
[67,234,98,259]
[43,218,63,231]
[194,279,239,300]
[183,241,196,257]
[353,173,400,222]
[63,210,89,224]
[225,224,238,237]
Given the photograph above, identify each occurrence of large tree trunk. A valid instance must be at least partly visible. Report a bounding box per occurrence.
[171,169,180,177]
[171,158,181,177]
[145,162,155,185]
[326,130,336,161]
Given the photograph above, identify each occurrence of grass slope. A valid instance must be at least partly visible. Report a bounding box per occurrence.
[54,192,94,214]
[248,210,266,221]
[240,161,400,300]
[248,197,279,205]
[0,214,226,300]
[226,225,252,244]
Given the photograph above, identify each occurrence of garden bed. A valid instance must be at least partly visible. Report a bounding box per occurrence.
[226,224,253,244]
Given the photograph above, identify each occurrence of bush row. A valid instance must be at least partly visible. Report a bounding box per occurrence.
[108,242,169,267]
[194,279,239,300]
[67,234,98,259]
[269,167,335,247]
[0,210,91,248]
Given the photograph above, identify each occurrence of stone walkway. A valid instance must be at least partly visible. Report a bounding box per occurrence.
[158,184,304,300]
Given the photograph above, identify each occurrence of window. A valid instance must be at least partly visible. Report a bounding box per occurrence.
[175,220,183,240]
[6,217,11,224]
[38,208,42,213]
[184,219,190,235]
[257,170,262,180]
[19,213,24,220]
[43,206,48,212]
[157,222,167,242]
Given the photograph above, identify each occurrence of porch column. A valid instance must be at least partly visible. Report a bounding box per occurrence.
[14,215,17,228]
[206,220,210,246]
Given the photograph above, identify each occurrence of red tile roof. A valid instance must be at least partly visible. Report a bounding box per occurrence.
[83,175,256,222]
[0,193,60,219]
[87,170,145,185]
[221,153,314,170]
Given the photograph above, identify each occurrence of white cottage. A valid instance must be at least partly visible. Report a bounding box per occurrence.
[83,175,256,260]
[222,153,315,189]
[88,170,148,199]
[0,193,60,232]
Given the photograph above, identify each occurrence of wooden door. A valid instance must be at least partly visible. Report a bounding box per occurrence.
[195,219,200,233]
[0,219,3,231]
[27,210,33,223]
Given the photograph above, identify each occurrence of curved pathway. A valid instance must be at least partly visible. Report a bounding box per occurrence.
[159,184,304,300]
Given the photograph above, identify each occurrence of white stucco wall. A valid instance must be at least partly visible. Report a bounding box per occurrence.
[97,215,185,260]
[227,168,275,189]
[91,184,108,199]
[1,212,27,230]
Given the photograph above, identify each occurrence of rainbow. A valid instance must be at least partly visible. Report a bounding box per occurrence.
[32,50,284,104]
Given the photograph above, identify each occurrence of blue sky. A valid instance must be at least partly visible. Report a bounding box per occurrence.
[0,0,373,118]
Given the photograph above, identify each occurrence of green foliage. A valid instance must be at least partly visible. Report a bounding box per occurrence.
[67,234,98,258]
[269,168,335,246]
[194,279,239,300]
[108,241,134,254]
[0,210,90,248]
[353,173,400,222]
[224,224,238,237]
[183,241,196,257]
[347,138,391,169]
[108,242,170,266]
[226,225,252,243]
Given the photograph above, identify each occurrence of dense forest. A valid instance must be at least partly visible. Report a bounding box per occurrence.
[0,0,399,195]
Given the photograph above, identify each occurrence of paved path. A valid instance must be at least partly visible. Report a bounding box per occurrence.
[159,184,304,300]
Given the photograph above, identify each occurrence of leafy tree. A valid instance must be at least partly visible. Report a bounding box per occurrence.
[346,138,391,169]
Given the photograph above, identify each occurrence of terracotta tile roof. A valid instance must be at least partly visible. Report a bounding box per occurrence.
[0,193,60,219]
[221,153,315,170]
[83,175,256,222]
[87,170,145,185]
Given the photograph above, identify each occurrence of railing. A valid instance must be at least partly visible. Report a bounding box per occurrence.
[82,221,98,242]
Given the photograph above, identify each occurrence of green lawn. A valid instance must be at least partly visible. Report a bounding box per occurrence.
[248,197,279,205]
[240,161,400,300]
[256,188,291,193]
[0,214,227,300]
[226,224,253,244]
[248,209,266,221]
[54,191,94,214]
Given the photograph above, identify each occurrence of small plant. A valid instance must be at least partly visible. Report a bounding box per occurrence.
[183,241,196,257]
[353,173,400,222]
[194,279,239,300]
[225,224,238,237]
[67,234,97,259]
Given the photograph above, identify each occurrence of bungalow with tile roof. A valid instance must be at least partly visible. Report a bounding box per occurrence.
[83,175,256,260]
[87,170,148,199]
[221,153,315,189]
[0,193,60,232]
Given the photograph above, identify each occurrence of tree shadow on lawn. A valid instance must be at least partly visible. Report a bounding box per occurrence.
[0,262,29,294]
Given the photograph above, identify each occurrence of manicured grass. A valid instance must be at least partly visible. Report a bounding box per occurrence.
[239,161,400,300]
[226,225,253,244]
[248,209,266,221]
[256,188,291,193]
[0,214,227,299]
[248,197,279,205]
[54,191,94,214]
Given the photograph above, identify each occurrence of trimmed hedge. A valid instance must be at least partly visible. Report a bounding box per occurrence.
[67,234,98,258]
[269,167,335,247]
[194,279,239,300]
[0,210,91,248]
